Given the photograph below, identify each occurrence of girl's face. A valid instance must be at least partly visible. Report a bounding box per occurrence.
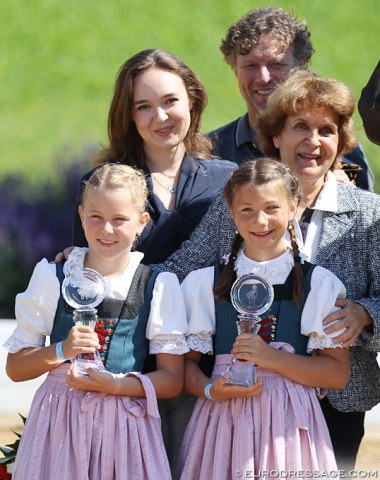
[79,189,149,270]
[132,68,192,156]
[273,107,340,189]
[229,182,297,262]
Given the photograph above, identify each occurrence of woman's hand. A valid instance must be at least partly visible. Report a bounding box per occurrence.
[231,333,277,369]
[208,375,262,401]
[332,168,354,186]
[323,299,373,347]
[66,365,119,394]
[61,325,100,360]
[54,246,75,263]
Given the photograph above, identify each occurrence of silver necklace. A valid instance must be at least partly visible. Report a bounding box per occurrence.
[152,174,177,194]
[159,170,177,179]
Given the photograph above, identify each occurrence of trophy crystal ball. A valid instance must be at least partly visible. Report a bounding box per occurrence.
[224,274,274,386]
[62,267,106,375]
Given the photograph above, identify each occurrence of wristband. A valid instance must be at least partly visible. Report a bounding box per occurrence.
[56,341,69,363]
[204,383,215,401]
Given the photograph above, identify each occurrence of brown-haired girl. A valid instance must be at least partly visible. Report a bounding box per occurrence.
[72,48,236,264]
[178,158,350,479]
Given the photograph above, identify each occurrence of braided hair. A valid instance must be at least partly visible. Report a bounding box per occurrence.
[214,158,304,306]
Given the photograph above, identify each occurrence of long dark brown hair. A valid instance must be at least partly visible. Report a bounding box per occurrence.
[214,158,305,307]
[95,49,212,168]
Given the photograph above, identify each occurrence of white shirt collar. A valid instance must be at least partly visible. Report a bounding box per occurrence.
[312,171,338,213]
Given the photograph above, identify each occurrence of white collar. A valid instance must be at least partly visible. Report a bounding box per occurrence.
[63,247,144,277]
[234,248,294,279]
[312,171,338,213]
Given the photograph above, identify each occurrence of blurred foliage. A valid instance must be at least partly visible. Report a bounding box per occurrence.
[0,157,89,317]
[0,0,379,183]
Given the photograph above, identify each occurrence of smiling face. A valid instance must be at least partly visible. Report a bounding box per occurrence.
[273,107,340,191]
[132,68,192,158]
[229,182,297,262]
[79,189,149,273]
[234,33,300,118]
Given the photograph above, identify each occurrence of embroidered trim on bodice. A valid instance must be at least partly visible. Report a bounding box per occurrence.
[256,307,278,343]
[94,318,117,363]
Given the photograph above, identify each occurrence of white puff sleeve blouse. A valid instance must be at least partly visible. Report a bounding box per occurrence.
[4,248,189,356]
[181,249,347,354]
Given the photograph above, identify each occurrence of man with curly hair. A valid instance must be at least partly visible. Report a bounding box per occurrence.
[208,7,374,190]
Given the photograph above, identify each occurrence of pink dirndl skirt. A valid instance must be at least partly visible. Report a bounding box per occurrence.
[179,344,338,480]
[13,364,171,480]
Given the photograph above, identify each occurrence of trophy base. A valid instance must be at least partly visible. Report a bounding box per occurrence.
[73,353,105,376]
[224,359,256,387]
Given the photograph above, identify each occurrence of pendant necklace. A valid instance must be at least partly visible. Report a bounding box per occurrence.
[152,174,177,194]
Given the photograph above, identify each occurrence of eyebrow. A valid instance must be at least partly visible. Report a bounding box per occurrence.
[134,92,179,106]
[292,116,338,128]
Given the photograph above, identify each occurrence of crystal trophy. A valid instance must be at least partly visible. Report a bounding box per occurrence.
[224,274,274,386]
[62,267,106,375]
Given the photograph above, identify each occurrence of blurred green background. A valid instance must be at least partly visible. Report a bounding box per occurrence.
[1,0,379,186]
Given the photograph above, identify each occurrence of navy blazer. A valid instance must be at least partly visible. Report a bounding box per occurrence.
[155,183,380,413]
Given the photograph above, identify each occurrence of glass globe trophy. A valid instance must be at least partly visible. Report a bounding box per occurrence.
[224,274,274,386]
[62,267,106,375]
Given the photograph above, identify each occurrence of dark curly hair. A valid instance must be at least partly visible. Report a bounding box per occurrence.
[221,7,314,69]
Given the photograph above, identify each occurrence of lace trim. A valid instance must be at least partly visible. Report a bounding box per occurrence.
[149,335,189,355]
[3,335,45,354]
[187,333,213,354]
[63,247,88,276]
[235,248,294,278]
[307,332,343,353]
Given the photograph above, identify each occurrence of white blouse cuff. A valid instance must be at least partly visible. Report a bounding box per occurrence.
[307,332,343,353]
[187,333,213,354]
[3,329,46,354]
[149,334,189,355]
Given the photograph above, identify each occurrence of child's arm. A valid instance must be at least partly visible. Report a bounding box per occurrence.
[231,334,350,389]
[6,325,100,382]
[5,258,98,381]
[184,350,262,401]
[65,352,184,398]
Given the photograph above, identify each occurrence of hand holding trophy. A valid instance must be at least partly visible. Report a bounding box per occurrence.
[224,274,274,386]
[62,267,106,375]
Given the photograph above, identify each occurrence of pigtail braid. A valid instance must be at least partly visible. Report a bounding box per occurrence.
[288,221,304,308]
[214,232,244,302]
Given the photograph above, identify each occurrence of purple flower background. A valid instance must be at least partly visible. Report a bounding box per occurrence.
[0,159,88,317]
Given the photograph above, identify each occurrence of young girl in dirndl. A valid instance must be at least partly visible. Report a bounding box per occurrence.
[178,159,350,480]
[5,164,188,480]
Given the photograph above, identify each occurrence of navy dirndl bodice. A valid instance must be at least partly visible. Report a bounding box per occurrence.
[50,262,159,374]
[213,262,316,356]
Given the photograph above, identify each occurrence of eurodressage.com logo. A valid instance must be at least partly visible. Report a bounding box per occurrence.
[235,470,379,478]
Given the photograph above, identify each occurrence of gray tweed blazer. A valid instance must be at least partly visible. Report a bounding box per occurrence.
[154,183,380,412]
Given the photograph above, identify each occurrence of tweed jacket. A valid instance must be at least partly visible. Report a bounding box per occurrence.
[154,183,380,412]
